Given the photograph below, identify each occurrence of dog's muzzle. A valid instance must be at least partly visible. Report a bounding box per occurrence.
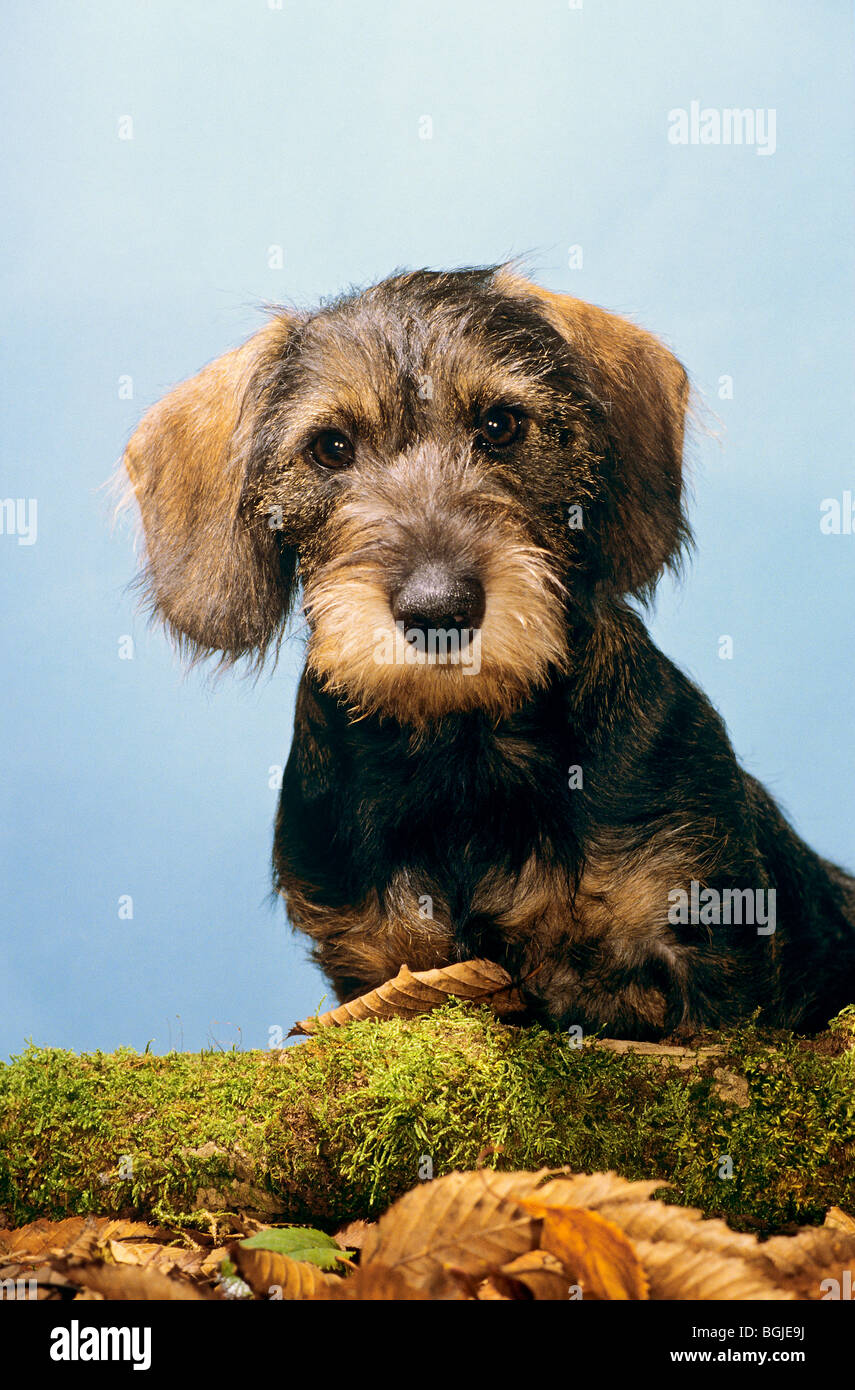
[391,563,485,647]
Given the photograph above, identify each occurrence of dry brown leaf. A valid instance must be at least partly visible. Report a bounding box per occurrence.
[200,1246,232,1277]
[527,1176,831,1300]
[333,1219,373,1252]
[633,1240,792,1301]
[53,1259,209,1301]
[475,1278,511,1300]
[824,1206,855,1234]
[314,1264,431,1300]
[755,1227,855,1299]
[444,1265,495,1299]
[496,1250,572,1300]
[290,958,521,1035]
[108,1241,210,1278]
[3,1218,95,1258]
[0,1217,170,1263]
[0,1262,75,1299]
[361,1170,549,1295]
[91,1220,168,1244]
[0,1217,91,1258]
[518,1200,648,1300]
[532,1174,668,1211]
[594,1198,760,1263]
[512,1176,853,1301]
[0,1216,225,1301]
[233,1244,331,1300]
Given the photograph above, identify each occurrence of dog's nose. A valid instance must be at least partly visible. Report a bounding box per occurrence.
[392,565,485,637]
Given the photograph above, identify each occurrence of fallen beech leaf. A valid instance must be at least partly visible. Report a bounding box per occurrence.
[52,1259,209,1301]
[314,1264,431,1300]
[108,1241,209,1278]
[0,1218,91,1258]
[233,1244,332,1299]
[525,1177,790,1299]
[0,1263,75,1299]
[200,1246,231,1277]
[471,1253,569,1301]
[361,1170,549,1295]
[0,1217,163,1259]
[754,1227,855,1299]
[593,1198,760,1262]
[531,1174,668,1211]
[517,1200,648,1300]
[498,1250,573,1301]
[239,1226,348,1270]
[824,1207,855,1234]
[333,1220,373,1252]
[475,1279,512,1300]
[633,1241,791,1301]
[587,1190,855,1300]
[92,1220,168,1244]
[290,958,522,1035]
[515,1177,854,1300]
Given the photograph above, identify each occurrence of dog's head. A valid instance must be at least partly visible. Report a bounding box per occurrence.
[122,266,689,724]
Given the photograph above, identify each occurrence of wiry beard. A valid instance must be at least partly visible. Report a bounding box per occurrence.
[303,452,568,726]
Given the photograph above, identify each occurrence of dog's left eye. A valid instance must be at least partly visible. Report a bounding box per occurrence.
[477,406,523,449]
[309,430,355,470]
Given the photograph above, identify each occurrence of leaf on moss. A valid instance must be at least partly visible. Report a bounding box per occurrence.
[290,958,522,1036]
[824,1206,855,1234]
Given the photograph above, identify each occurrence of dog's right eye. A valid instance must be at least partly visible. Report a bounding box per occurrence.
[309,431,355,470]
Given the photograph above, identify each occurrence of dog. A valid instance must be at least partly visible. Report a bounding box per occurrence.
[121,265,855,1039]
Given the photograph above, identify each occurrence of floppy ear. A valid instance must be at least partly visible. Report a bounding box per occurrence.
[121,314,297,664]
[498,270,691,598]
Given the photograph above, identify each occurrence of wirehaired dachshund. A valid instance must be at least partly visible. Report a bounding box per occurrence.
[121,266,855,1039]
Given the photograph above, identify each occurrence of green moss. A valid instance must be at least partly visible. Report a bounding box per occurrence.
[0,1003,852,1235]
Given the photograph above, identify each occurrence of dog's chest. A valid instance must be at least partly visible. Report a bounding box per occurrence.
[468,848,677,953]
[372,731,681,974]
[462,847,683,1035]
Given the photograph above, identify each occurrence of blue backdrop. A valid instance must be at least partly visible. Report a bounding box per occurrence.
[1,0,852,1059]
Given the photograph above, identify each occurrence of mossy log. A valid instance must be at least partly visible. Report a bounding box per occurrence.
[1,1002,853,1236]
